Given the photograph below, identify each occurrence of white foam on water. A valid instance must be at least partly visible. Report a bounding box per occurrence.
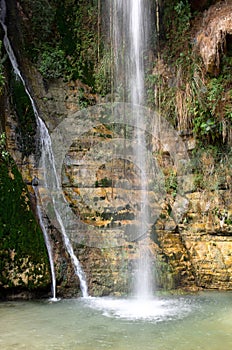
[86,296,192,322]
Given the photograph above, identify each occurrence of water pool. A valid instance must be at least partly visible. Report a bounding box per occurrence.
[0,291,232,350]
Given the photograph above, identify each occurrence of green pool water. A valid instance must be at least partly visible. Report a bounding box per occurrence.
[0,291,232,350]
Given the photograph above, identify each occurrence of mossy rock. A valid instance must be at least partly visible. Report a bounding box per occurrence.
[0,157,50,292]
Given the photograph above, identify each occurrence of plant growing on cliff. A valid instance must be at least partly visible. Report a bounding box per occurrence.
[38,46,68,80]
[165,170,178,198]
[191,146,232,191]
[19,0,100,86]
[0,133,10,163]
[19,0,55,49]
[163,0,191,60]
[94,50,112,96]
[192,69,232,145]
[150,0,232,148]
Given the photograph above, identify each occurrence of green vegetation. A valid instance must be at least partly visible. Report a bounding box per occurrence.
[38,46,68,80]
[11,77,37,157]
[0,135,49,289]
[146,0,232,198]
[147,0,232,147]
[0,160,47,259]
[94,50,112,96]
[192,61,232,145]
[165,170,178,198]
[18,0,112,95]
[19,0,101,87]
[95,177,113,188]
[0,133,9,162]
[147,0,193,128]
[162,0,191,63]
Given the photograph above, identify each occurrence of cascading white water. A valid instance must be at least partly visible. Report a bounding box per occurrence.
[54,209,88,298]
[38,120,88,298]
[33,186,57,300]
[109,0,153,298]
[0,0,88,298]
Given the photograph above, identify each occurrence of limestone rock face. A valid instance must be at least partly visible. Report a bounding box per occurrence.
[183,232,232,289]
[181,190,232,289]
[2,59,232,296]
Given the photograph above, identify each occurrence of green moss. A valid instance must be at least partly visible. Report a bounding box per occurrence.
[11,76,37,157]
[0,156,49,289]
[95,177,113,188]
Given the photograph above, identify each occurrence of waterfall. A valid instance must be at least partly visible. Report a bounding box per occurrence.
[38,119,88,298]
[109,0,153,298]
[0,0,88,298]
[33,186,57,300]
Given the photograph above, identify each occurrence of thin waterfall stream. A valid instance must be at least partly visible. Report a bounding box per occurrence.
[0,0,88,299]
[36,117,88,298]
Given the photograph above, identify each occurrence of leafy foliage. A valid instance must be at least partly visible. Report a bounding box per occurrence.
[162,0,191,61]
[19,0,56,48]
[192,61,232,144]
[0,133,10,162]
[165,170,178,198]
[94,50,112,96]
[38,46,68,79]
[19,0,100,86]
[148,0,232,147]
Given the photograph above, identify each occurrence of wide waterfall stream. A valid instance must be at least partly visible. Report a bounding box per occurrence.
[1,292,232,350]
[109,0,153,298]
